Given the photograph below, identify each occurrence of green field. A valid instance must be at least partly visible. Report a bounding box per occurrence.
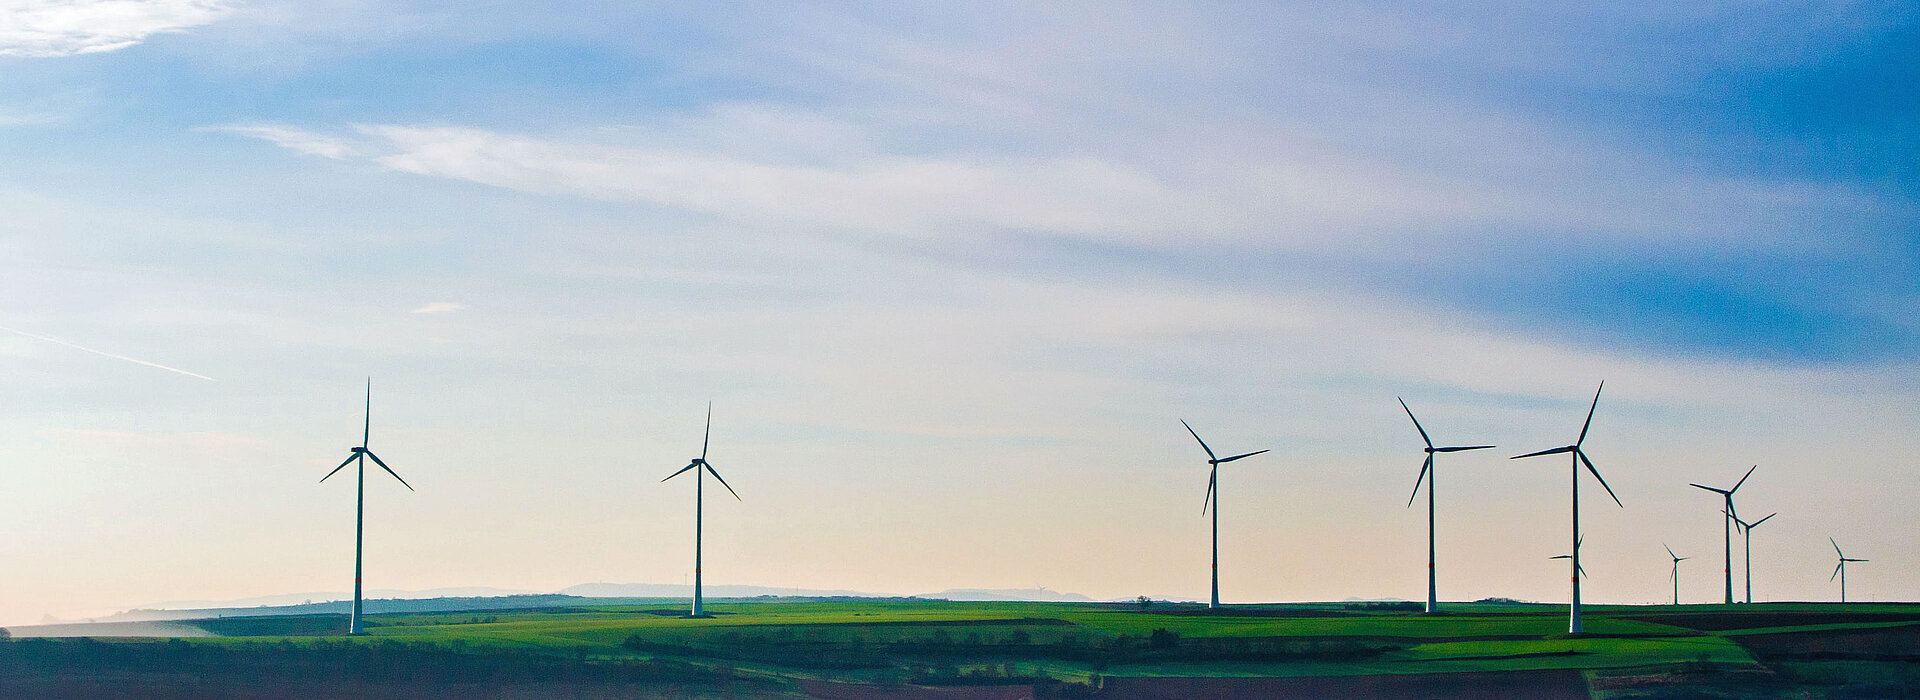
[8,599,1920,698]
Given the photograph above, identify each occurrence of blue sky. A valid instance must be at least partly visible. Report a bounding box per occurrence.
[0,1,1915,624]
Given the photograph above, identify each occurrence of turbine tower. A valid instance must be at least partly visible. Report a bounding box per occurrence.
[318,380,414,635]
[1664,544,1688,606]
[1511,381,1622,635]
[1182,420,1268,610]
[1688,466,1755,605]
[662,404,740,617]
[1830,538,1868,603]
[1398,398,1493,614]
[1732,511,1775,604]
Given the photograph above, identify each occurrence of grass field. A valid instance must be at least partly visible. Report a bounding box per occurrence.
[7,598,1920,698]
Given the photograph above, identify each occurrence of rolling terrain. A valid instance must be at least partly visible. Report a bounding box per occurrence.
[4,598,1918,698]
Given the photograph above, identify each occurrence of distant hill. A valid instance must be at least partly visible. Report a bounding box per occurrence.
[127,587,541,612]
[921,588,1095,602]
[105,595,600,622]
[88,583,1106,625]
[558,583,879,598]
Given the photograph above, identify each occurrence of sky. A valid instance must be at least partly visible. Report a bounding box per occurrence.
[0,1,1915,626]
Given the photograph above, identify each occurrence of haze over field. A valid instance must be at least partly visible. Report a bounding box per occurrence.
[0,2,1915,627]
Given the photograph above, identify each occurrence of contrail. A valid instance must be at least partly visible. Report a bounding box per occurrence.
[0,324,216,382]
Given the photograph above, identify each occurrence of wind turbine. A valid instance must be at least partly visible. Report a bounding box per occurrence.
[1733,511,1775,604]
[318,380,414,635]
[662,404,740,617]
[1664,544,1688,606]
[1689,466,1755,605]
[1183,420,1268,610]
[1830,538,1868,603]
[1511,382,1622,634]
[1398,398,1493,614]
[1550,535,1588,579]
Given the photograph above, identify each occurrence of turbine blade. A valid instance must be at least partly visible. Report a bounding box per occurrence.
[1578,450,1623,507]
[1576,381,1603,447]
[1511,446,1573,460]
[363,450,413,491]
[1689,483,1731,495]
[662,462,698,482]
[1846,558,1869,563]
[1407,455,1432,508]
[1398,397,1432,449]
[1832,563,1843,581]
[1215,449,1268,463]
[1202,469,1216,515]
[1181,420,1217,461]
[701,402,712,461]
[1730,465,1756,494]
[705,463,741,501]
[1831,537,1843,557]
[363,379,372,449]
[1750,513,1776,528]
[1550,555,1570,559]
[1664,543,1677,560]
[1433,445,1495,452]
[319,453,357,483]
[1579,563,1588,579]
[1678,557,1689,561]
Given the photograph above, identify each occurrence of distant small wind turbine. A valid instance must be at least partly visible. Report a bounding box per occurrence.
[1398,398,1493,614]
[1830,538,1868,603]
[1511,382,1621,635]
[1732,511,1775,604]
[1550,535,1588,579]
[318,380,414,635]
[1689,466,1755,605]
[1182,420,1268,610]
[662,403,740,617]
[1664,544,1689,606]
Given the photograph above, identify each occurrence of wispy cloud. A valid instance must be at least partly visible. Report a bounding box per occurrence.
[202,123,356,158]
[217,116,1904,257]
[410,301,465,314]
[0,0,233,57]
[0,323,215,381]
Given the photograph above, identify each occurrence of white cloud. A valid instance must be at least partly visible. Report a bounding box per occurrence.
[205,123,356,159]
[215,115,1904,255]
[410,301,464,314]
[0,0,232,57]
[211,121,1542,248]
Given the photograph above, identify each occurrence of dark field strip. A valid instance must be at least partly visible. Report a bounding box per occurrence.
[1144,608,1353,618]
[0,638,777,698]
[1622,611,1920,632]
[1733,623,1920,659]
[800,669,1593,700]
[1089,669,1589,700]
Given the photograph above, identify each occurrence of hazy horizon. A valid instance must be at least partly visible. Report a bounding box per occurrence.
[1,1,1916,627]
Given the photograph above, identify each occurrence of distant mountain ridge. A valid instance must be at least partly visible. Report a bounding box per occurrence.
[922,588,1095,602]
[558,583,879,598]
